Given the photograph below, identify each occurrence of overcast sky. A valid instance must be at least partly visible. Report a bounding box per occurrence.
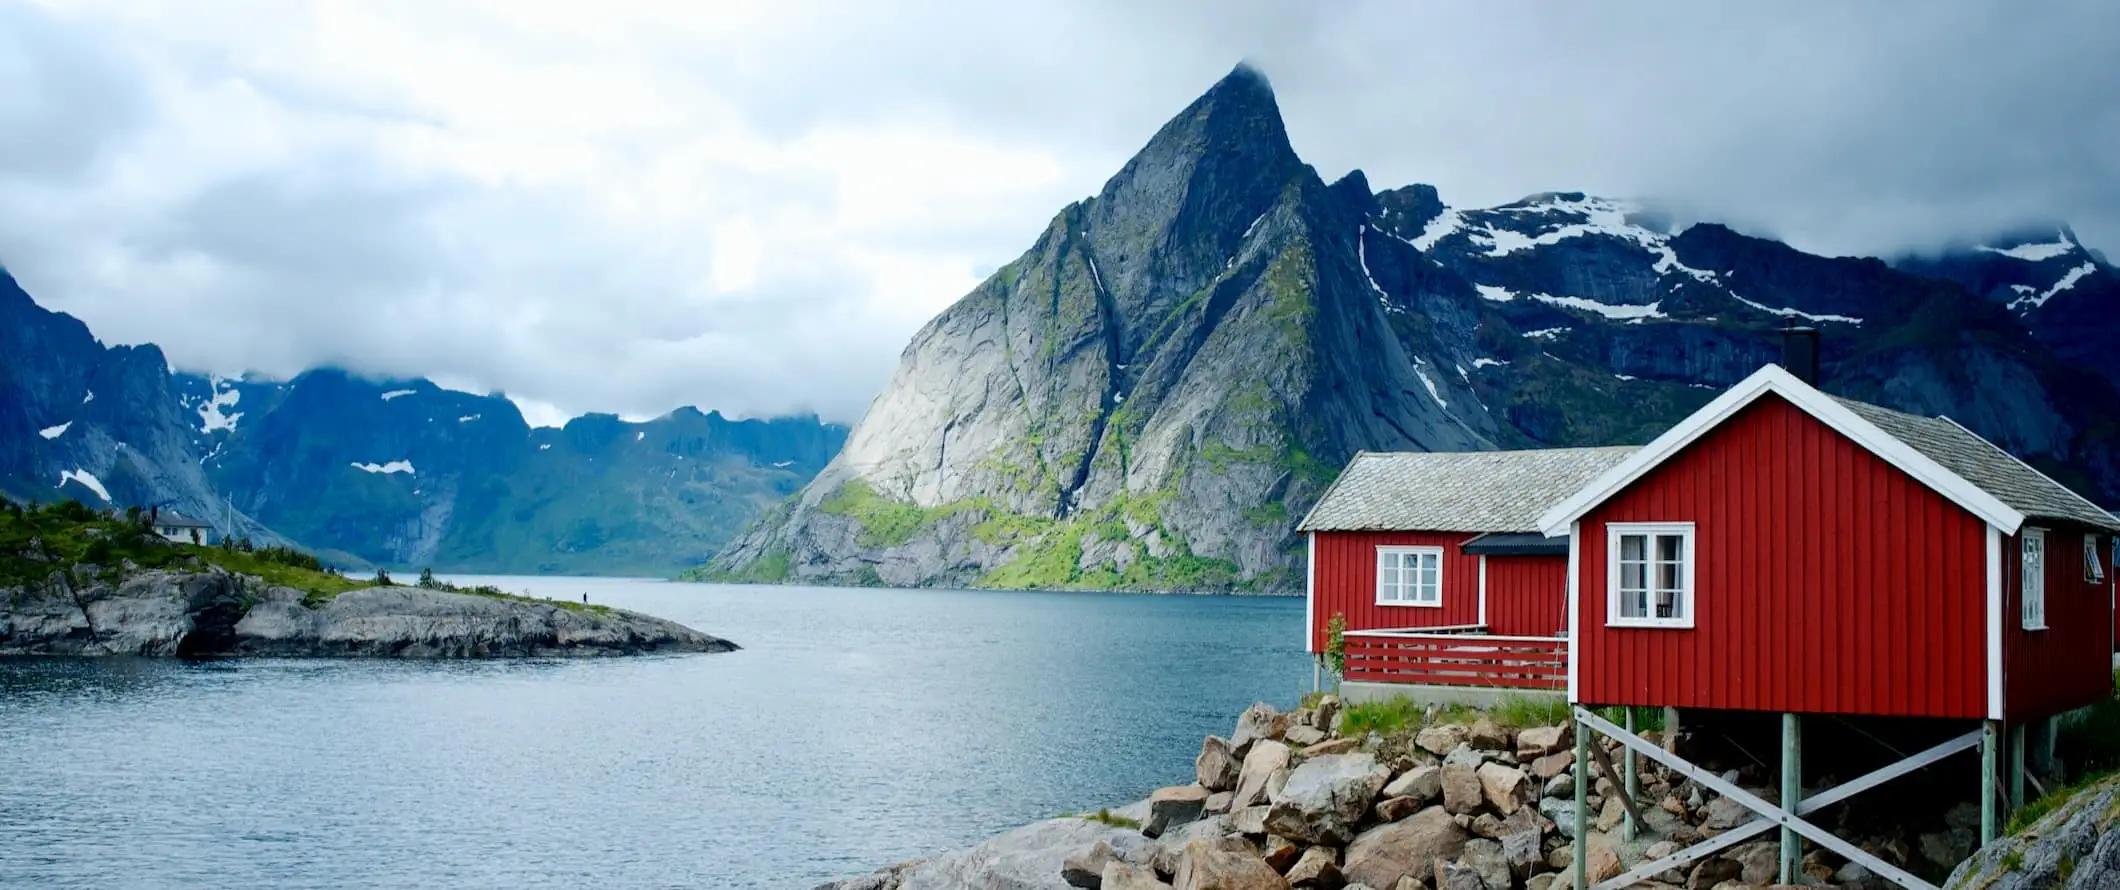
[4,1,2115,426]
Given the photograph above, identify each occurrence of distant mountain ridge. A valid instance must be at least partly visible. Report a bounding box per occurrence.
[0,270,847,575]
[703,63,2120,593]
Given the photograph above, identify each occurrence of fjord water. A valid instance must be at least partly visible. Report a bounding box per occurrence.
[0,579,1309,890]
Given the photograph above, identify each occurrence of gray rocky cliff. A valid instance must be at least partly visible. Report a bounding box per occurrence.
[0,569,735,657]
[1946,774,2120,889]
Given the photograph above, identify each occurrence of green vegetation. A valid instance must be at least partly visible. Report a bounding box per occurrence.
[1068,808,1141,829]
[1,498,360,598]
[818,479,978,548]
[1341,693,1575,738]
[1324,613,1347,679]
[2013,670,2120,834]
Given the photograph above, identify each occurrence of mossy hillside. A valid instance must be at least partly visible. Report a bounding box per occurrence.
[1,499,360,598]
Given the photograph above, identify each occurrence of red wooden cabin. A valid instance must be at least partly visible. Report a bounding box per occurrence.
[1298,446,1635,695]
[1537,359,2119,889]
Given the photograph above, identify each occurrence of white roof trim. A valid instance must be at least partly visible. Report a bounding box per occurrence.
[1939,415,2119,529]
[1536,364,2027,537]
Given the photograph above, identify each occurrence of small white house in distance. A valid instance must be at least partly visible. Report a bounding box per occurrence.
[152,513,215,544]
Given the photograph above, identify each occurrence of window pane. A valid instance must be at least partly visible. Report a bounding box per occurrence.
[1621,562,1646,591]
[1657,534,1683,562]
[1621,535,1645,562]
[1657,561,1681,594]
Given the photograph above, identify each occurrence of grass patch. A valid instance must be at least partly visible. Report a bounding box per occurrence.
[1068,808,1140,829]
[818,479,975,549]
[1342,693,1577,739]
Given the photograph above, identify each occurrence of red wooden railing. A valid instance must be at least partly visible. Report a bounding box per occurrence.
[1342,631,1569,690]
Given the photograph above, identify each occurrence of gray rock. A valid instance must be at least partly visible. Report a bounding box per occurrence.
[1286,846,1342,889]
[1233,741,1292,808]
[1431,859,1484,890]
[820,814,1149,890]
[1516,725,1569,758]
[1146,786,1211,839]
[1373,796,1424,823]
[1457,838,1510,890]
[1542,772,1574,800]
[1475,763,1533,815]
[1230,806,1272,837]
[1199,737,1243,792]
[1204,792,1234,816]
[1066,840,1124,888]
[1263,753,1391,845]
[1103,862,1173,890]
[1537,798,1579,840]
[1233,704,1291,757]
[0,571,736,658]
[1342,808,1470,889]
[1285,726,1328,747]
[1172,838,1287,890]
[1382,765,1442,803]
[1416,725,1469,756]
[1440,763,1483,815]
[1946,776,2120,888]
[1442,745,1487,768]
[1700,796,1751,831]
[1466,719,1510,752]
[1312,696,1342,734]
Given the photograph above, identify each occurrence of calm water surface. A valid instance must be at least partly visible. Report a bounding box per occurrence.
[0,579,1309,889]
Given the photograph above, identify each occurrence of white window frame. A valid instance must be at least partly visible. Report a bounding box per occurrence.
[2022,528,2047,631]
[1375,545,1443,608]
[1606,522,1697,629]
[2088,534,2106,585]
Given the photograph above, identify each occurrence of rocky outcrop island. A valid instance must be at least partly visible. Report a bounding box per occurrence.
[1,500,735,658]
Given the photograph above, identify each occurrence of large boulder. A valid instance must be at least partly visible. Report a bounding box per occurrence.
[1285,726,1328,747]
[1263,753,1392,845]
[1300,739,1361,758]
[1199,737,1243,791]
[1516,725,1570,758]
[1233,741,1292,808]
[1440,763,1484,815]
[1173,838,1289,890]
[826,812,1149,890]
[1431,859,1485,890]
[1311,696,1342,733]
[1467,718,1510,752]
[1382,765,1441,804]
[1530,750,1575,781]
[1146,786,1211,839]
[1342,808,1471,889]
[1475,763,1534,815]
[1416,724,1469,756]
[1103,862,1173,890]
[1232,704,1291,757]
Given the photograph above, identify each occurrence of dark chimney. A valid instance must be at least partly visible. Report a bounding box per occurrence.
[1781,326,1820,386]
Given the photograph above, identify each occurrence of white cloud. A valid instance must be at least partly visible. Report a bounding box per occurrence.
[0,0,2114,425]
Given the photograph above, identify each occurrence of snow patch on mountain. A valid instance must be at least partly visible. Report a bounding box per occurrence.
[1728,293,1864,325]
[82,390,93,404]
[1523,327,1568,340]
[1475,284,1516,303]
[380,389,416,401]
[39,422,70,439]
[351,460,416,475]
[2013,262,2097,310]
[1357,225,1393,310]
[197,379,242,433]
[458,415,480,423]
[1472,357,1509,369]
[58,469,111,502]
[1413,358,1447,408]
[1412,207,1463,251]
[1980,238,2077,263]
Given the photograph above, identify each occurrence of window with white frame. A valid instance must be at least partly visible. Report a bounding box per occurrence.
[1608,523,1695,628]
[2022,529,2047,630]
[1376,546,1442,607]
[2088,534,2107,585]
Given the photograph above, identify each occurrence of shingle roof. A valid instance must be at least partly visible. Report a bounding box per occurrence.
[1833,397,2120,532]
[1298,446,1639,533]
[155,513,214,528]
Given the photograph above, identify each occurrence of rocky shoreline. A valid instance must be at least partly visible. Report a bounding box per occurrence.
[815,699,2023,890]
[1,569,736,657]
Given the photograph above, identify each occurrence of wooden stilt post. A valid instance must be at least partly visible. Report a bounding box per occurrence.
[1781,713,1802,885]
[1663,706,1680,753]
[1575,713,1590,890]
[1313,657,1322,694]
[1981,720,2001,846]
[2009,723,2026,811]
[1624,708,1638,841]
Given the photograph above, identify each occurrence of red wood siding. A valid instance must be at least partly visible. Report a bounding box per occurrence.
[1575,396,1989,719]
[1310,530,1479,652]
[2003,529,2116,721]
[1485,555,1569,637]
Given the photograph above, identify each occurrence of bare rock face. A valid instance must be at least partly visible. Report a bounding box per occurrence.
[1103,862,1174,890]
[1946,776,2120,889]
[1065,841,1125,888]
[1262,753,1391,845]
[1342,808,1470,890]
